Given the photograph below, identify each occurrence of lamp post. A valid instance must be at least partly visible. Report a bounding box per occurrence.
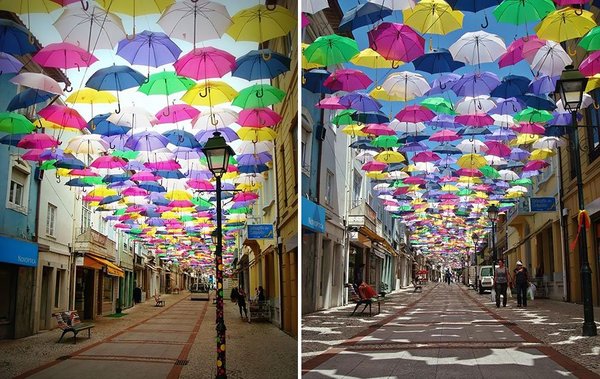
[202,131,235,378]
[487,204,499,267]
[555,66,597,337]
[472,233,479,290]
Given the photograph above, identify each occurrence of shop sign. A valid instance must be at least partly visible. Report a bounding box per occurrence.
[247,224,274,239]
[0,236,38,267]
[529,197,556,212]
[302,197,326,233]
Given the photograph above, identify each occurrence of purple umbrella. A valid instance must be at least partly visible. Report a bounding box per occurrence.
[488,97,524,115]
[237,152,272,165]
[451,72,500,97]
[339,93,382,112]
[125,161,146,171]
[195,127,238,143]
[401,141,428,152]
[172,147,203,160]
[125,131,169,151]
[427,114,459,129]
[529,75,558,95]
[188,169,213,180]
[509,147,531,161]
[0,52,24,74]
[116,30,182,76]
[485,127,516,141]
[427,73,461,95]
[103,134,130,150]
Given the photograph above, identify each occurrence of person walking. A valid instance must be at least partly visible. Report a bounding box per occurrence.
[494,259,512,308]
[513,261,529,307]
[237,287,249,321]
[445,269,452,285]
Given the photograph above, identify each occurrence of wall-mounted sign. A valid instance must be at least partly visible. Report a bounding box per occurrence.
[302,197,326,233]
[247,224,274,239]
[529,197,556,212]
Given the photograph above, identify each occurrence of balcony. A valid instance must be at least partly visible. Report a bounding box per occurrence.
[74,228,117,260]
[347,203,377,232]
[505,197,533,226]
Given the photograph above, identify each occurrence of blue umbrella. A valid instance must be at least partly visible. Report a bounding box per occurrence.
[352,111,389,124]
[162,129,201,148]
[99,195,123,205]
[339,3,393,32]
[0,19,36,55]
[116,30,182,73]
[339,93,382,112]
[458,127,492,136]
[445,0,502,28]
[7,88,55,111]
[237,152,272,165]
[528,75,558,95]
[195,127,238,144]
[488,97,524,115]
[0,133,26,146]
[451,72,500,97]
[349,139,374,149]
[412,49,465,74]
[55,154,86,169]
[232,49,291,80]
[85,65,146,113]
[238,164,269,174]
[138,181,166,193]
[89,113,131,136]
[303,69,333,94]
[65,178,94,187]
[490,75,530,98]
[518,93,557,111]
[154,170,185,179]
[432,144,462,155]
[103,174,130,183]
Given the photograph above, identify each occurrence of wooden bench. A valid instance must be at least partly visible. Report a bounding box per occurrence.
[346,284,383,317]
[53,311,94,344]
[154,294,165,307]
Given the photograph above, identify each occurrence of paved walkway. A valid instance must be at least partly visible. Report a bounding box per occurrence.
[1,292,296,379]
[302,283,600,378]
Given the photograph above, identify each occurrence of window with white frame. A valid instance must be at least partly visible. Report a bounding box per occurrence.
[301,116,312,172]
[46,203,57,236]
[81,206,91,233]
[325,169,334,205]
[7,157,30,213]
[352,169,362,208]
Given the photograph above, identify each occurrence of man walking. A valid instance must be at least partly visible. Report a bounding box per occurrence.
[513,261,529,307]
[494,259,511,308]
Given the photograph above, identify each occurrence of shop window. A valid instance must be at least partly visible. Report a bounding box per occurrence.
[325,170,334,205]
[46,203,57,237]
[103,278,112,302]
[7,156,31,214]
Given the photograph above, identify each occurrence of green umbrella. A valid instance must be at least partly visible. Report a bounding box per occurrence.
[192,197,213,209]
[331,109,355,126]
[112,150,139,160]
[511,178,533,186]
[0,112,35,134]
[479,165,500,179]
[82,176,104,185]
[420,97,455,114]
[228,207,250,214]
[114,208,126,216]
[513,107,553,123]
[493,0,555,25]
[392,181,409,188]
[40,159,57,170]
[232,84,285,109]
[303,34,360,66]
[138,72,195,95]
[579,26,600,51]
[457,188,474,196]
[371,135,401,148]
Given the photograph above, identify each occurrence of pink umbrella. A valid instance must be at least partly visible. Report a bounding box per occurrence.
[155,104,200,124]
[514,122,545,134]
[10,72,64,95]
[233,192,259,202]
[169,200,194,208]
[69,168,99,176]
[38,105,87,130]
[316,96,344,109]
[130,171,157,181]
[238,108,282,127]
[144,160,181,170]
[553,0,590,4]
[521,37,549,64]
[90,155,127,169]
[404,176,426,185]
[323,68,373,92]
[455,168,482,177]
[174,47,236,80]
[186,179,214,190]
[484,141,511,157]
[122,187,148,197]
[367,22,425,62]
[33,42,98,72]
[362,123,395,136]
[362,161,387,171]
[21,149,46,162]
[429,129,460,142]
[579,50,600,76]
[523,160,549,171]
[17,133,60,149]
[395,105,435,123]
[455,114,494,127]
[498,36,540,68]
[412,151,441,163]
[302,13,310,28]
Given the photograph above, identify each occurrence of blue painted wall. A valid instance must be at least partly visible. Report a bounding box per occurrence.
[301,87,322,202]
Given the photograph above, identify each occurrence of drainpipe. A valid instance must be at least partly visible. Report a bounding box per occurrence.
[557,147,571,302]
[272,137,284,331]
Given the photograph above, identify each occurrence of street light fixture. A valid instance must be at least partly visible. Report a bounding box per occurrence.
[487,204,498,266]
[555,66,597,337]
[472,233,479,290]
[202,131,235,378]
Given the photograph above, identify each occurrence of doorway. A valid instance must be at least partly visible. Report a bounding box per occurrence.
[0,264,17,339]
[39,266,52,330]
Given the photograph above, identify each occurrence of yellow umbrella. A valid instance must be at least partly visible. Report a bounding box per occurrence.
[181,81,238,106]
[56,168,71,177]
[302,43,322,70]
[350,48,402,68]
[403,0,464,35]
[66,88,117,104]
[97,0,174,37]
[441,184,459,192]
[535,8,596,43]
[88,186,117,197]
[511,134,540,145]
[374,151,406,163]
[585,74,600,92]
[35,118,65,130]
[530,148,556,160]
[370,87,406,101]
[457,176,482,184]
[456,153,487,168]
[161,211,179,219]
[0,0,59,14]
[237,127,277,141]
[366,171,389,179]
[227,4,296,43]
[165,190,192,201]
[222,172,239,180]
[341,124,369,137]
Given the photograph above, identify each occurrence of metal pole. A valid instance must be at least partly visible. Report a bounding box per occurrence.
[215,175,227,378]
[492,222,497,265]
[570,111,597,337]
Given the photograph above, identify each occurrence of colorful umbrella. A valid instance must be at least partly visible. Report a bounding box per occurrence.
[174,47,236,80]
[233,49,290,80]
[116,30,181,75]
[493,0,555,25]
[6,88,55,112]
[181,81,238,107]
[38,105,87,130]
[339,2,393,32]
[367,22,425,62]
[535,7,596,43]
[0,19,36,55]
[227,4,295,43]
[403,0,464,35]
[85,65,146,113]
[449,31,506,68]
[232,84,285,109]
[10,72,64,95]
[304,34,360,66]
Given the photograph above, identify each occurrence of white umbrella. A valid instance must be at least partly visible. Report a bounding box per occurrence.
[530,40,572,76]
[387,171,409,180]
[449,31,506,68]
[368,0,415,10]
[233,174,266,185]
[455,96,496,115]
[507,185,528,193]
[192,108,239,130]
[484,155,507,166]
[356,150,377,163]
[456,139,487,154]
[10,72,63,95]
[414,162,439,173]
[381,71,430,101]
[233,141,274,155]
[532,136,565,150]
[158,1,231,46]
[373,183,391,191]
[107,106,157,129]
[53,5,126,51]
[389,120,426,133]
[302,0,330,14]
[135,148,175,163]
[65,134,109,155]
[492,114,516,128]
[498,169,520,181]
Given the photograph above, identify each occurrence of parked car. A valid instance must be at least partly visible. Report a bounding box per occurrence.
[190,283,210,301]
[478,265,498,294]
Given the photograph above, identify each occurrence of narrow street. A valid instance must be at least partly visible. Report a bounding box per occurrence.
[302,284,600,378]
[1,293,296,379]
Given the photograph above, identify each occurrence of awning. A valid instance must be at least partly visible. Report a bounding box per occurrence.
[85,254,125,278]
[358,226,384,242]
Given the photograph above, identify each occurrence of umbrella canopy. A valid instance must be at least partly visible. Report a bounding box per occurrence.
[367,22,425,62]
[38,104,87,130]
[304,34,360,66]
[0,52,24,74]
[86,65,146,113]
[535,7,596,43]
[0,19,36,55]
[10,72,63,95]
[493,0,555,25]
[412,48,465,74]
[403,0,464,35]
[181,81,238,106]
[339,2,393,32]
[232,84,285,109]
[174,47,236,80]
[7,88,54,112]
[33,42,97,70]
[381,71,430,101]
[116,30,182,70]
[323,69,373,92]
[0,112,36,134]
[530,41,572,76]
[232,49,290,80]
[449,31,506,68]
[226,4,295,43]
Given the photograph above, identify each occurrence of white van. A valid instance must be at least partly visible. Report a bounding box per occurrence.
[190,283,211,301]
[478,265,498,294]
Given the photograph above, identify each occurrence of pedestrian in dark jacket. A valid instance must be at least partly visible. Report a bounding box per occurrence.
[237,287,249,322]
[513,261,529,307]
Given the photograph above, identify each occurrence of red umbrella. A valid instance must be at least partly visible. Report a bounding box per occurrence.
[238,108,281,127]
[362,123,395,136]
[455,113,494,127]
[429,129,460,142]
[484,141,511,157]
[523,160,549,171]
[412,151,441,163]
[368,22,425,62]
[362,161,387,171]
[323,68,372,92]
[174,47,236,80]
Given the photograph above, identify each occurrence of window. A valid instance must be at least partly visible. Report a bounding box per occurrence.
[46,203,57,236]
[81,206,91,233]
[103,277,112,302]
[291,118,298,191]
[301,115,312,172]
[352,170,362,208]
[280,144,288,207]
[585,89,600,162]
[7,157,30,213]
[325,170,334,205]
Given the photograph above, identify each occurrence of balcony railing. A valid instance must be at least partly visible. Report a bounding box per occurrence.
[505,197,532,225]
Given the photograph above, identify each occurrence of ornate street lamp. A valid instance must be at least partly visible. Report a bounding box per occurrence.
[555,66,597,337]
[487,204,498,266]
[472,233,479,290]
[202,131,235,378]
